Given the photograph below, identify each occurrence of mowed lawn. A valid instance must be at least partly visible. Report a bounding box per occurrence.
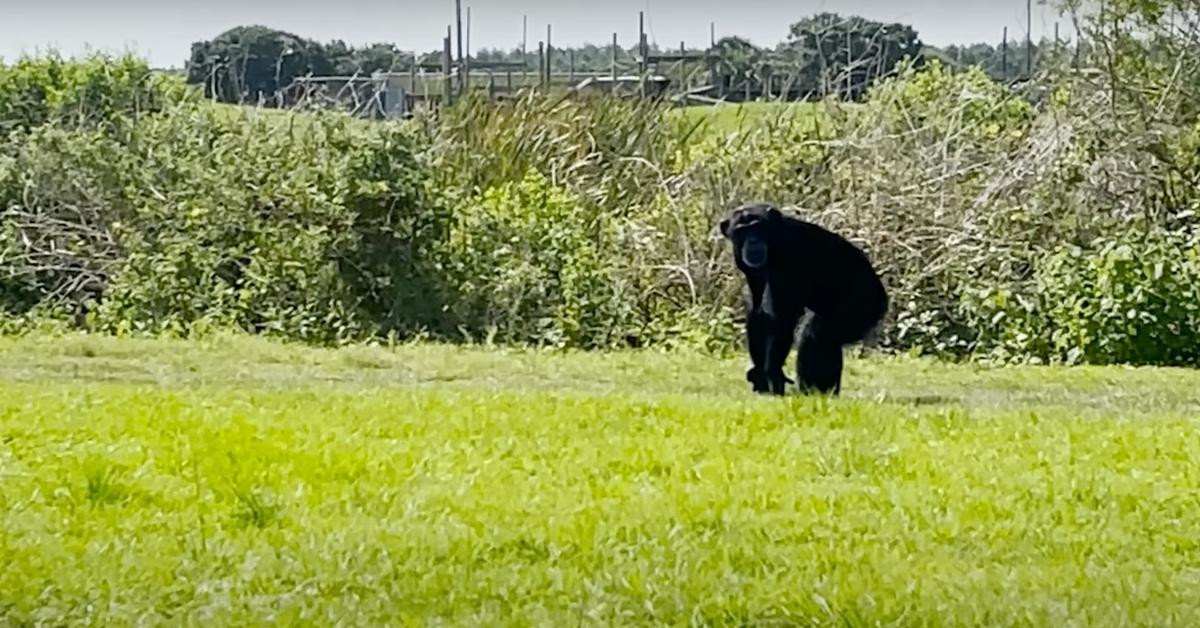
[2,334,1200,626]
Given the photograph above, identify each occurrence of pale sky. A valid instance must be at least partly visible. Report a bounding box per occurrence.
[1,1,1078,69]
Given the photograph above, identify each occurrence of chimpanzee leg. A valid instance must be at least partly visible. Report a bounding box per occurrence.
[795,313,844,395]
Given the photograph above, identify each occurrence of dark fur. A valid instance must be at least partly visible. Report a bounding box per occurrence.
[719,202,888,395]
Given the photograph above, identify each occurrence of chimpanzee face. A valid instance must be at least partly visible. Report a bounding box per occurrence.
[720,203,781,270]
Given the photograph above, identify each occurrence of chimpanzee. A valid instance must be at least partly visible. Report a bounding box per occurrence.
[719,202,888,396]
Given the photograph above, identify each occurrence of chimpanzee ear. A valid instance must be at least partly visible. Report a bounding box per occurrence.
[719,218,731,237]
[766,206,782,221]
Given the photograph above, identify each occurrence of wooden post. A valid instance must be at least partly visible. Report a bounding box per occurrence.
[1074,30,1081,69]
[710,22,716,48]
[522,14,528,86]
[546,25,553,84]
[1025,0,1033,77]
[409,53,417,98]
[487,71,495,100]
[507,70,513,92]
[569,49,576,84]
[641,33,649,97]
[638,11,644,58]
[465,6,472,87]
[638,12,647,98]
[846,29,853,99]
[679,41,686,89]
[710,51,723,99]
[1054,21,1061,55]
[442,30,453,106]
[538,41,545,87]
[455,0,464,89]
[1001,26,1009,80]
[611,32,619,92]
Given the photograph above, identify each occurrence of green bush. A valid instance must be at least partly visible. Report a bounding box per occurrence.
[4,45,1200,367]
[443,169,635,348]
[1,100,446,344]
[425,92,745,351]
[862,60,1034,150]
[425,90,686,211]
[1040,232,1200,366]
[974,230,1200,366]
[0,53,181,133]
[0,125,128,319]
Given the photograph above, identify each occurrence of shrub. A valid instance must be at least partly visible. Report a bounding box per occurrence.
[5,41,1200,368]
[0,52,182,133]
[442,168,635,348]
[0,125,128,320]
[1,101,446,344]
[982,229,1200,366]
[425,92,742,350]
[1040,231,1200,366]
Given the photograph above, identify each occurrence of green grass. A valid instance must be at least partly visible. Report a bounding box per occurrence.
[206,100,381,133]
[3,333,1200,625]
[215,94,818,140]
[674,101,829,136]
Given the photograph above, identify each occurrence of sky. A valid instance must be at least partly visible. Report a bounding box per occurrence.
[0,0,1080,69]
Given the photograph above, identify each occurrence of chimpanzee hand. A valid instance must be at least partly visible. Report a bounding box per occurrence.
[746,366,792,394]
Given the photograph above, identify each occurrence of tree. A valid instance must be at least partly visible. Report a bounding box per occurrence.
[186,25,333,104]
[710,36,763,92]
[938,40,1046,83]
[781,13,924,100]
[186,27,422,105]
[335,42,408,76]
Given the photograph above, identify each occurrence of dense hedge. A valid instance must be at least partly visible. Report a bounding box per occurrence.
[0,53,179,132]
[2,39,1199,366]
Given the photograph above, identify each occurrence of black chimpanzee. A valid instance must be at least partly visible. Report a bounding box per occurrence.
[719,202,888,396]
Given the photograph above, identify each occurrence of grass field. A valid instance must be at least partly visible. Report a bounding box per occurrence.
[3,334,1200,625]
[214,96,819,138]
[206,94,823,147]
[673,101,827,135]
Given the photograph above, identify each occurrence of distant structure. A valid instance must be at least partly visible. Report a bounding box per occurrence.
[278,9,705,119]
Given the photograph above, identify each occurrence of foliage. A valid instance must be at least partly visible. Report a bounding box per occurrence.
[442,169,635,348]
[324,40,409,76]
[423,91,730,350]
[1039,231,1200,365]
[975,229,1200,366]
[7,0,1200,370]
[1,86,446,344]
[186,25,333,104]
[709,36,764,93]
[0,125,129,321]
[179,12,1038,109]
[0,52,181,133]
[185,26,413,105]
[938,39,1058,83]
[780,13,926,100]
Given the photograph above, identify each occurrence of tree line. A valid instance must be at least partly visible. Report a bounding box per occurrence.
[186,13,1062,105]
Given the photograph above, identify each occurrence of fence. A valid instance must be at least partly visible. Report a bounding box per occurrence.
[278,2,1081,119]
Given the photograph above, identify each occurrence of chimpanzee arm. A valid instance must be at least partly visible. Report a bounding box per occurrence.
[744,277,771,392]
[763,309,800,395]
[745,311,771,391]
[746,278,797,394]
